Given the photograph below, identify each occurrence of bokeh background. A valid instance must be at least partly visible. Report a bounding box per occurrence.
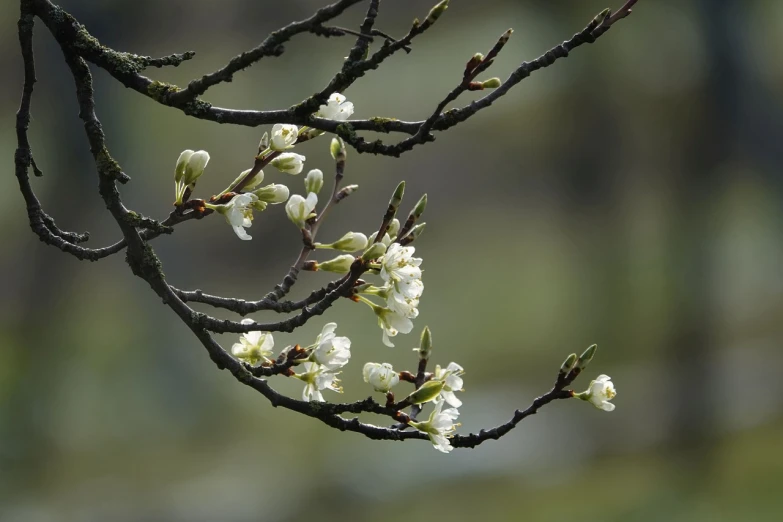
[2,0,783,520]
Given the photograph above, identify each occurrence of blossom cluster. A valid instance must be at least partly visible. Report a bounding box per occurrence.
[173,90,616,455]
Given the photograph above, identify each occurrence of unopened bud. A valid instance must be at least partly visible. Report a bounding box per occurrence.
[418,326,433,360]
[389,181,405,210]
[426,0,449,24]
[575,344,598,371]
[183,150,210,186]
[387,218,401,238]
[399,222,426,245]
[362,242,388,261]
[318,254,356,273]
[481,77,502,89]
[336,184,359,201]
[259,132,269,152]
[560,353,578,376]
[405,380,444,405]
[174,150,194,183]
[412,194,427,220]
[330,137,346,161]
[305,169,324,194]
[319,231,368,252]
[253,183,290,204]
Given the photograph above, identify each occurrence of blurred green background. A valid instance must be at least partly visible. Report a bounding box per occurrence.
[2,0,783,520]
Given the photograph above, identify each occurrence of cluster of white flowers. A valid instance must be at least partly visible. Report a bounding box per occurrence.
[173,93,354,240]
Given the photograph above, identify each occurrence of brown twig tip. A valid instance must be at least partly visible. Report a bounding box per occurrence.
[606,0,639,26]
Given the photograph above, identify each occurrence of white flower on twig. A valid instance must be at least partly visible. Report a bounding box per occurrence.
[311,323,351,371]
[317,92,354,121]
[296,361,342,402]
[363,362,399,393]
[410,400,460,453]
[231,319,274,366]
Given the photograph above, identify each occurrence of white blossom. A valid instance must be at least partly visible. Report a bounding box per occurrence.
[433,362,465,408]
[387,290,419,319]
[271,152,306,175]
[583,374,616,412]
[375,306,414,347]
[221,193,258,240]
[381,243,423,284]
[411,400,460,453]
[363,362,400,393]
[311,323,351,371]
[285,192,318,229]
[317,92,354,121]
[231,319,274,366]
[270,123,299,151]
[297,361,342,402]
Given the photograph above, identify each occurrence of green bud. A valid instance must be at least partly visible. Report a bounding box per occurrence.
[560,353,578,375]
[174,150,194,183]
[405,380,445,405]
[318,254,356,273]
[330,137,346,161]
[400,222,426,245]
[361,242,388,261]
[305,169,324,194]
[481,77,502,89]
[412,193,427,220]
[259,132,269,152]
[418,326,432,360]
[390,181,406,210]
[576,344,598,371]
[426,0,449,24]
[473,52,485,62]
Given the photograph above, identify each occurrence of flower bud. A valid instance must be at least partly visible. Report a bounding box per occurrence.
[318,231,368,252]
[253,183,290,203]
[330,137,346,161]
[405,380,444,405]
[366,232,392,247]
[258,132,269,152]
[426,0,449,24]
[418,326,432,360]
[387,218,401,238]
[399,222,426,245]
[227,168,264,193]
[481,77,502,89]
[361,242,388,261]
[305,169,324,195]
[318,254,356,273]
[575,344,597,371]
[271,152,306,175]
[174,150,194,183]
[183,150,210,186]
[336,184,359,201]
[559,353,578,376]
[390,181,405,210]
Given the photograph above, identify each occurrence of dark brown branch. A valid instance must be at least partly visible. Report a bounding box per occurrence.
[167,0,366,104]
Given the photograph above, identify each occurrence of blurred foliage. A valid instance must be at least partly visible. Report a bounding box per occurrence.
[1,0,783,520]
